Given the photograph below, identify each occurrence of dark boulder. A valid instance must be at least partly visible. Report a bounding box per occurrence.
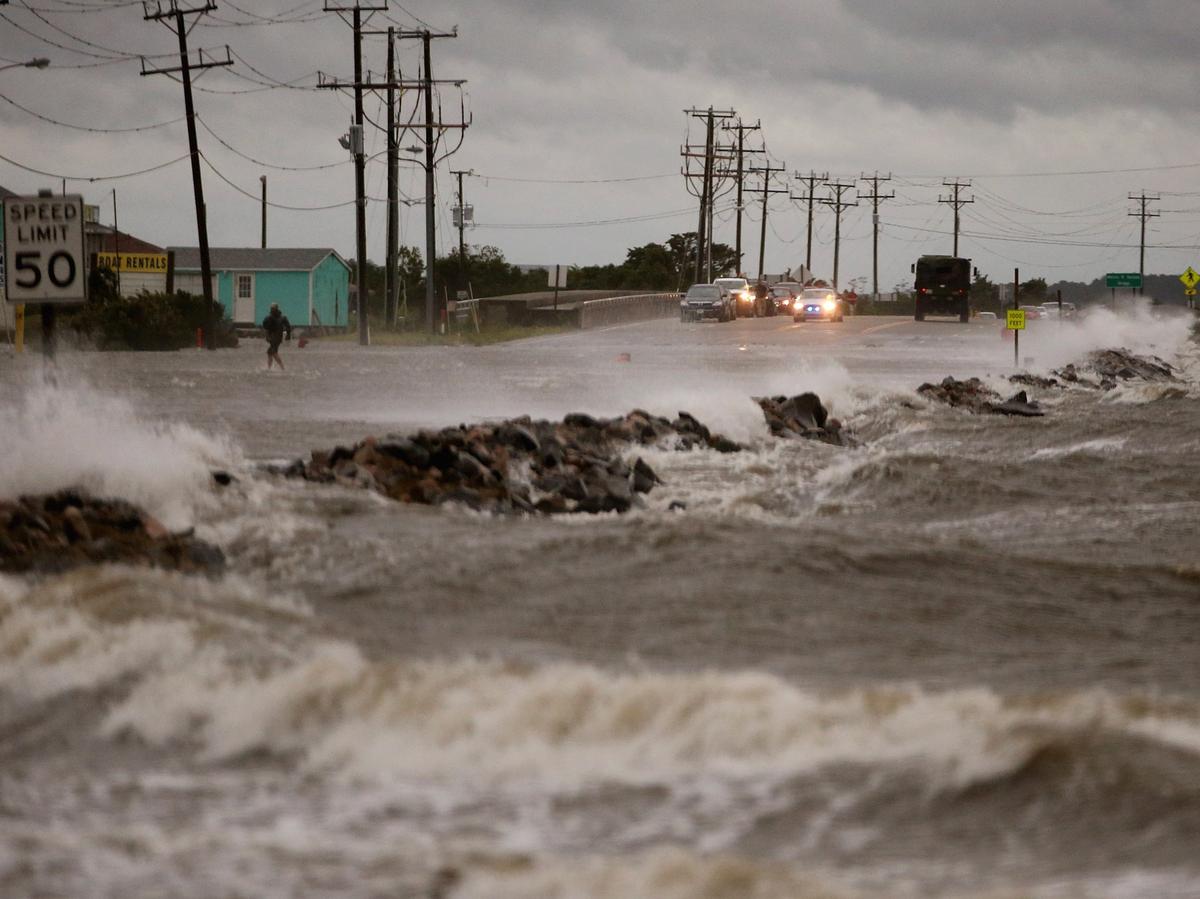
[1,490,225,577]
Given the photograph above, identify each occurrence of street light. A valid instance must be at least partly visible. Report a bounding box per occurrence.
[0,58,50,72]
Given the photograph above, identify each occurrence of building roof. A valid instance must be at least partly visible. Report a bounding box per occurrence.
[0,184,17,202]
[169,247,350,273]
[87,222,164,255]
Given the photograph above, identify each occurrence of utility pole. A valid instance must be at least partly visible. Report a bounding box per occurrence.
[385,27,397,325]
[858,172,893,302]
[112,188,122,298]
[325,25,467,333]
[140,1,231,350]
[1128,191,1160,296]
[682,107,735,283]
[819,180,858,290]
[939,178,973,256]
[259,175,266,248]
[450,168,473,287]
[393,28,461,332]
[747,161,788,282]
[722,119,762,276]
[321,2,385,346]
[792,171,827,279]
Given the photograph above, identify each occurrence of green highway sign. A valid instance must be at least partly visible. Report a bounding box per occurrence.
[1105,272,1142,289]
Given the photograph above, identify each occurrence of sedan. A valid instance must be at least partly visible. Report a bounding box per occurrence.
[770,285,799,314]
[795,288,845,322]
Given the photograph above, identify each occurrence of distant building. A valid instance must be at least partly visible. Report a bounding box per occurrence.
[2,183,168,297]
[169,247,352,327]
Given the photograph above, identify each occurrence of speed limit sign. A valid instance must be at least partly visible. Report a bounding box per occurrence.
[2,194,87,305]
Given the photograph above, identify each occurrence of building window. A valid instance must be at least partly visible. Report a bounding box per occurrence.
[237,274,252,298]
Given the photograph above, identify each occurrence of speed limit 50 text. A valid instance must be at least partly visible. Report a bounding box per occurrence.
[2,194,87,305]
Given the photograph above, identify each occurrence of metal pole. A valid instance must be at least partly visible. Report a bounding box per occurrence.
[385,27,398,327]
[259,175,266,248]
[423,31,437,332]
[177,10,217,349]
[1013,267,1020,368]
[352,8,370,345]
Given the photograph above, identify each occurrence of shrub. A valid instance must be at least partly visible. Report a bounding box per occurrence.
[65,291,237,350]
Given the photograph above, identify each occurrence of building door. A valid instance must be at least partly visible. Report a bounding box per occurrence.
[234,273,255,322]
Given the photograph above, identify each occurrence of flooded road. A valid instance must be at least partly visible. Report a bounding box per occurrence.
[2,310,1199,898]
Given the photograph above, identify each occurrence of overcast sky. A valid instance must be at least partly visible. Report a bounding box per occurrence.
[4,0,1200,293]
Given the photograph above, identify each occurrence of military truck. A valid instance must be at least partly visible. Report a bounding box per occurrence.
[912,255,971,322]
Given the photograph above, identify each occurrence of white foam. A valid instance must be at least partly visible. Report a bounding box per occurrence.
[90,648,1200,792]
[0,377,237,529]
[451,847,859,899]
[1016,306,1193,375]
[1101,382,1192,404]
[1029,437,1128,459]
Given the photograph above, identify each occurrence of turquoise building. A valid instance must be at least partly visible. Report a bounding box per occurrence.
[169,247,352,327]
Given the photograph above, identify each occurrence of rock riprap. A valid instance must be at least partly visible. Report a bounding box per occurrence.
[756,393,856,446]
[918,377,1044,417]
[281,398,856,515]
[281,409,745,515]
[0,490,225,576]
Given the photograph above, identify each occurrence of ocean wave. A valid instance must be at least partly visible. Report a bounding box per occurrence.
[0,377,237,529]
[16,607,1186,798]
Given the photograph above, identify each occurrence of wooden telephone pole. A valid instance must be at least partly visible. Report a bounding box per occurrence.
[140,1,231,349]
[747,161,788,282]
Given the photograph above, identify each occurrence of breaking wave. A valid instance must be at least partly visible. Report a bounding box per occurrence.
[5,571,1197,804]
[0,377,237,529]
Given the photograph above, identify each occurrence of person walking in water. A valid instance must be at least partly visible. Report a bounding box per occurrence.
[262,303,292,370]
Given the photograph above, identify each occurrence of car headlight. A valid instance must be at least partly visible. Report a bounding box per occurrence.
[822,300,836,312]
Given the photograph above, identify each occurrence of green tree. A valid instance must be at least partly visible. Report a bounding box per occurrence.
[1020,277,1048,302]
[970,271,998,312]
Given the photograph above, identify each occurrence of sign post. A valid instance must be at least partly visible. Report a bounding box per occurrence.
[1106,272,1141,310]
[2,191,89,359]
[549,264,567,311]
[1180,267,1199,310]
[1006,308,1026,367]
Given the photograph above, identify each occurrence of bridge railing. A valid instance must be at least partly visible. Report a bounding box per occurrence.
[578,292,681,329]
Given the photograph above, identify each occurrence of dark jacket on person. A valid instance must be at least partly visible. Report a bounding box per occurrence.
[262,309,292,343]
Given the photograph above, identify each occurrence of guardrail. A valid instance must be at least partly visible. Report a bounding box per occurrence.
[578,292,681,329]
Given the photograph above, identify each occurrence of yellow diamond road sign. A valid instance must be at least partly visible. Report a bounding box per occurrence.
[1181,267,1200,290]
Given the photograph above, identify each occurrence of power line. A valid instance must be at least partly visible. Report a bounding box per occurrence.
[0,91,185,132]
[0,148,189,180]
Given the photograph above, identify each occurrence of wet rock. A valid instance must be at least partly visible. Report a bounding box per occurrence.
[920,377,1046,417]
[757,393,853,446]
[1087,348,1177,383]
[993,390,1045,417]
[563,412,601,429]
[1010,374,1060,390]
[918,377,1000,414]
[211,470,237,487]
[632,457,661,493]
[62,506,92,543]
[0,490,224,577]
[668,500,688,512]
[378,437,432,469]
[284,404,756,516]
